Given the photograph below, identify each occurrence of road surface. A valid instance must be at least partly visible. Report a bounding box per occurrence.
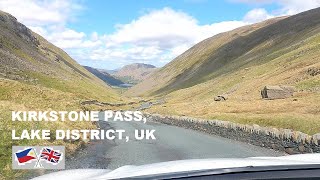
[66,119,284,170]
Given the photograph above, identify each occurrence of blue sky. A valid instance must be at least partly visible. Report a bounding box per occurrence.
[69,0,274,34]
[0,0,319,69]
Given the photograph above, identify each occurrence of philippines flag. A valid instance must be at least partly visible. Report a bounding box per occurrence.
[40,148,61,164]
[15,148,37,163]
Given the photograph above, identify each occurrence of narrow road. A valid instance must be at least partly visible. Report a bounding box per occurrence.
[66,119,284,170]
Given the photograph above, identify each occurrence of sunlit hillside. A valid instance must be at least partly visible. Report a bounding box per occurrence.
[128,8,320,135]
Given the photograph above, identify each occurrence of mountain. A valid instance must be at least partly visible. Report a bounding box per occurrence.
[113,63,157,84]
[0,10,120,102]
[0,10,122,173]
[127,8,320,97]
[126,8,320,135]
[83,66,124,86]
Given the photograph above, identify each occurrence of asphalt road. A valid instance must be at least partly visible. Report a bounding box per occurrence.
[66,119,284,170]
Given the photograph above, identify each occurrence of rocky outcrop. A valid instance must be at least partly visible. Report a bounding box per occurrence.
[0,11,39,47]
[145,113,320,154]
[214,95,228,101]
[261,85,294,100]
[307,67,320,76]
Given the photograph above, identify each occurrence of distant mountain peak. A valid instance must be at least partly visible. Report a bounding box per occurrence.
[122,63,156,70]
[112,63,157,84]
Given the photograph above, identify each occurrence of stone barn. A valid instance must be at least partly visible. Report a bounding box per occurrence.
[261,85,294,100]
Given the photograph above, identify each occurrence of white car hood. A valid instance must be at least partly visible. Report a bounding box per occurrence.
[33,154,320,180]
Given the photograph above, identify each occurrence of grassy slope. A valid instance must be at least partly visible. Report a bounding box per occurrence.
[83,66,124,86]
[130,9,320,135]
[128,8,320,96]
[147,33,320,134]
[126,17,285,96]
[0,11,123,178]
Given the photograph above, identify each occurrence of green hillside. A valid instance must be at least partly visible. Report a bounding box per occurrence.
[128,8,320,96]
[0,10,123,178]
[127,8,320,135]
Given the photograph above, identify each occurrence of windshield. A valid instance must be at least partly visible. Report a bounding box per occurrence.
[1,1,320,179]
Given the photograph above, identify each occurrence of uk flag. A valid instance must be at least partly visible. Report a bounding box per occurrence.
[40,148,62,164]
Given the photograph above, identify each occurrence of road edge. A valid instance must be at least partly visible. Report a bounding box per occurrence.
[145,113,320,154]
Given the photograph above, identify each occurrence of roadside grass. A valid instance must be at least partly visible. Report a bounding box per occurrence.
[0,78,116,179]
[208,113,320,135]
[147,94,320,135]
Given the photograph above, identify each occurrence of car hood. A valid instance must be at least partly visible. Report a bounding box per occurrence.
[33,154,320,180]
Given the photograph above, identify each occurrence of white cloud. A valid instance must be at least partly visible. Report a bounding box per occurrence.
[1,1,319,69]
[278,0,320,15]
[234,0,320,15]
[98,8,246,66]
[0,0,92,50]
[243,8,274,23]
[108,8,245,47]
[0,0,81,26]
[0,1,247,68]
[108,8,198,47]
[44,28,103,49]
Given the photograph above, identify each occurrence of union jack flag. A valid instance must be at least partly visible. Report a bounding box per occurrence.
[40,148,62,164]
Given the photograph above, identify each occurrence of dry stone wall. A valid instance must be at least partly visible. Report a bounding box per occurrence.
[145,113,320,154]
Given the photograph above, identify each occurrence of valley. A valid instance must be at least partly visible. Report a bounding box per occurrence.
[1,6,320,179]
[126,8,320,135]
